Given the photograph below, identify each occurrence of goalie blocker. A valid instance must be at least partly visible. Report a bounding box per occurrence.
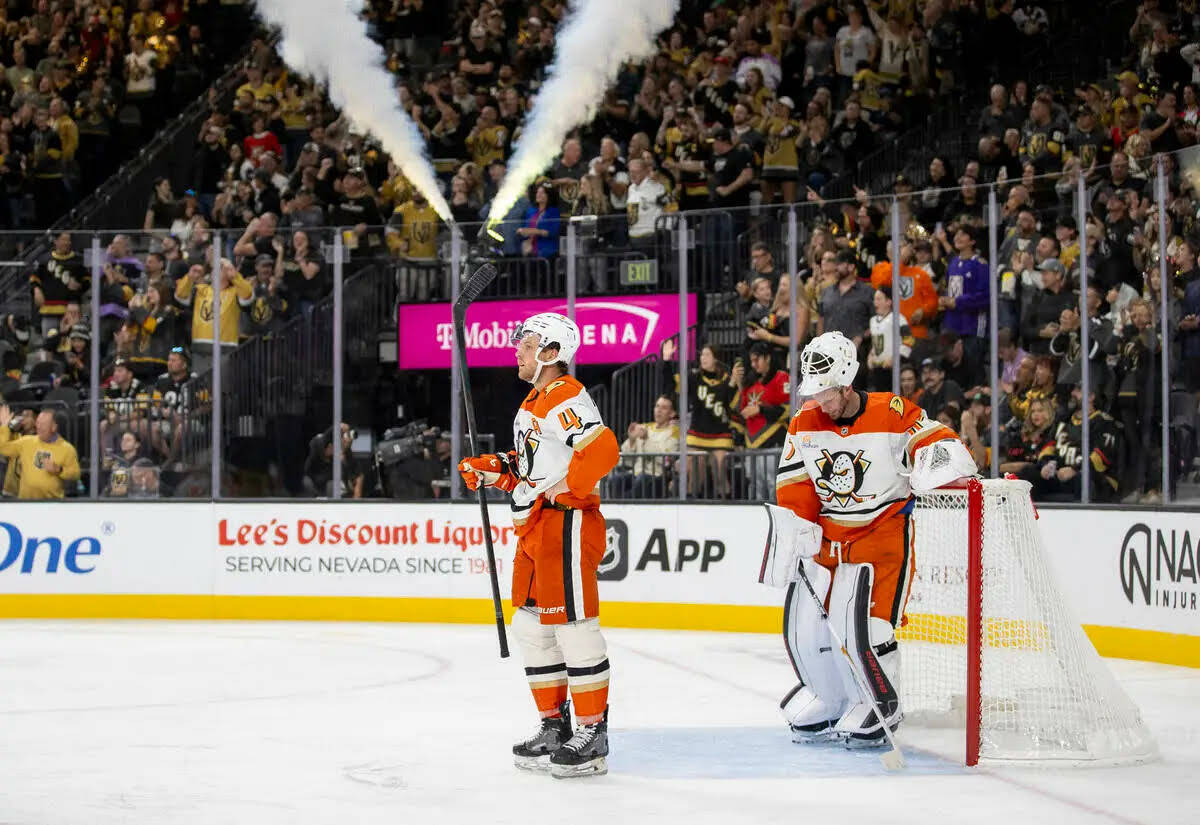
[765,332,976,748]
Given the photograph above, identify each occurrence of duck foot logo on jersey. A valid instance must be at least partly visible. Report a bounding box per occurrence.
[813,449,875,508]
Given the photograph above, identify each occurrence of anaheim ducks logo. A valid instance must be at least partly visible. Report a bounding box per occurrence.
[515,427,542,485]
[813,449,874,507]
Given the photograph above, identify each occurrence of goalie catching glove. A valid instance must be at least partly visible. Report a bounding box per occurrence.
[909,439,977,493]
[759,504,823,588]
[458,452,520,493]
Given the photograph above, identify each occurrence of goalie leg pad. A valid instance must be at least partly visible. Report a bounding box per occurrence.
[781,560,848,739]
[828,564,902,746]
[554,618,609,721]
[513,607,568,716]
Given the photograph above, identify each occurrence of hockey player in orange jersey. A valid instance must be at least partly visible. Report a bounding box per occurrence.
[458,312,619,778]
[760,331,977,747]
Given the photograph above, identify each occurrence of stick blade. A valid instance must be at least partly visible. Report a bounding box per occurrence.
[880,747,906,772]
[456,263,498,308]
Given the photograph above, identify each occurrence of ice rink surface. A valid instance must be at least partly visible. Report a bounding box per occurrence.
[0,620,1195,825]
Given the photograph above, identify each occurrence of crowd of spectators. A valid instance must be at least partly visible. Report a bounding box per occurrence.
[119,0,1019,295]
[0,0,245,231]
[613,0,1200,505]
[2,0,1197,503]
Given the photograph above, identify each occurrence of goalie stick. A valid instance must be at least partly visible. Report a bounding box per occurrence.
[794,560,906,771]
[452,262,509,658]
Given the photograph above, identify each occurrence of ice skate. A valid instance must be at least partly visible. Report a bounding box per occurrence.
[513,701,572,772]
[549,710,608,778]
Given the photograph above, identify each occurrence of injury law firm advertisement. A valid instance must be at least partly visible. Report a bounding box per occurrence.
[396,294,698,369]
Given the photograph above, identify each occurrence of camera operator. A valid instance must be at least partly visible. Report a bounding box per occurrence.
[375,419,447,499]
[303,422,364,498]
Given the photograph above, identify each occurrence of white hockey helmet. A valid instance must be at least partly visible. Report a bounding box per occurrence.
[799,331,859,397]
[511,312,580,382]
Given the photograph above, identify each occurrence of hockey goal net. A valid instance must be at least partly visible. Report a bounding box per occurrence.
[899,478,1157,766]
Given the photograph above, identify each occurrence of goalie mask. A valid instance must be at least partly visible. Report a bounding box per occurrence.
[511,312,580,384]
[799,332,859,397]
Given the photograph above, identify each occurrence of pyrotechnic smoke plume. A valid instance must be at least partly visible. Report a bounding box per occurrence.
[485,0,680,225]
[256,0,452,221]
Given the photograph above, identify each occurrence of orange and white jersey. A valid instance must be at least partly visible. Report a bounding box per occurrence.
[775,391,960,542]
[511,375,619,521]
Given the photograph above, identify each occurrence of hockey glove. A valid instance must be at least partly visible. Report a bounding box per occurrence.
[458,452,519,493]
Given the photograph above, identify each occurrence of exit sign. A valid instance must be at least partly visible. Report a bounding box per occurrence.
[620,259,658,286]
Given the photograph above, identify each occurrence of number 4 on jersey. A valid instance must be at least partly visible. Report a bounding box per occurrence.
[558,408,583,430]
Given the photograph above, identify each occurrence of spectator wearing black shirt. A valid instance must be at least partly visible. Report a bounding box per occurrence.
[709,126,754,209]
[977,135,1021,185]
[328,168,384,260]
[125,284,179,383]
[152,347,199,464]
[1094,152,1145,204]
[303,423,363,498]
[1064,106,1113,176]
[937,331,984,393]
[978,83,1022,139]
[459,23,503,87]
[1140,91,1184,154]
[1019,96,1067,174]
[31,232,88,338]
[1101,191,1140,290]
[547,137,587,213]
[797,114,841,192]
[29,107,65,226]
[831,99,874,174]
[194,124,229,210]
[1022,258,1078,356]
[694,55,738,126]
[279,230,326,315]
[244,254,289,338]
[944,173,985,225]
[233,214,280,277]
[245,167,278,215]
[144,177,183,231]
[919,356,965,419]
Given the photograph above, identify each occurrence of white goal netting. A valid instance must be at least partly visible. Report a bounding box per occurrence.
[899,478,1158,765]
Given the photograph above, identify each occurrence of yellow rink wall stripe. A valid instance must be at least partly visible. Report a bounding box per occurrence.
[0,594,1196,668]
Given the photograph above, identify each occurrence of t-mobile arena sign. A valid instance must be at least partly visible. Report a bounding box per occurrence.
[397,294,697,369]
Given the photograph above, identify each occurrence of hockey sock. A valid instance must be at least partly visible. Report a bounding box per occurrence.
[555,618,609,724]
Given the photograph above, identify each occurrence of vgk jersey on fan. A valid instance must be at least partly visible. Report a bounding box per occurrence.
[776,392,959,542]
[1064,125,1113,170]
[511,375,608,516]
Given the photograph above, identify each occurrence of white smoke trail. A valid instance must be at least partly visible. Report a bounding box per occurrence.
[486,0,679,224]
[255,0,452,221]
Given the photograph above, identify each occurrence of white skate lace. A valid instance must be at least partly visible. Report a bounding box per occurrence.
[561,723,597,753]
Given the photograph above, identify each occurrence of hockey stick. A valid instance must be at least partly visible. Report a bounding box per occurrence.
[793,562,906,771]
[452,262,509,658]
